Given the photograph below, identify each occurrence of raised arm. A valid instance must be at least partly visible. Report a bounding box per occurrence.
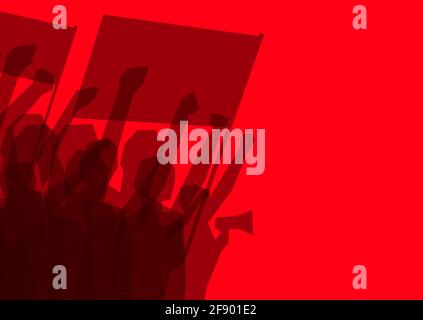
[0,44,36,113]
[102,67,148,147]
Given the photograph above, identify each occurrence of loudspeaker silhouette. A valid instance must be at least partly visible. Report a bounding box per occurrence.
[215,210,253,235]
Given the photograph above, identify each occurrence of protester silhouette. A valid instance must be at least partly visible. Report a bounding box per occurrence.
[0,44,253,300]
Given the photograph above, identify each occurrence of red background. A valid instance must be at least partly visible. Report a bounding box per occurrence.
[1,0,423,299]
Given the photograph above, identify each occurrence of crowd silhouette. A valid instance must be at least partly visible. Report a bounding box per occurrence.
[0,44,253,299]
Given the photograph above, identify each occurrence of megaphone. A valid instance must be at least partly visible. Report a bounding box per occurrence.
[215,210,253,235]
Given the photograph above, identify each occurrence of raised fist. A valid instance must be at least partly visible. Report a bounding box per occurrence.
[3,44,37,76]
[73,87,99,113]
[175,93,199,122]
[118,66,148,96]
[33,68,55,93]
